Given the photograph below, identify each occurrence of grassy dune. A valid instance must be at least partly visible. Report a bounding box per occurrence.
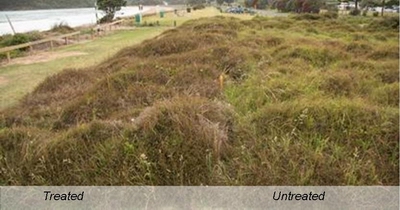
[0,13,398,185]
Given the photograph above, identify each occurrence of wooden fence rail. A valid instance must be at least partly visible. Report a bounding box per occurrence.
[0,19,130,64]
[0,31,81,63]
[99,19,124,30]
[94,19,124,36]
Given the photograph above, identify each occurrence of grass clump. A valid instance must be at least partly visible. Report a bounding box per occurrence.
[276,46,342,68]
[50,22,75,34]
[320,70,356,97]
[368,16,399,31]
[0,15,398,185]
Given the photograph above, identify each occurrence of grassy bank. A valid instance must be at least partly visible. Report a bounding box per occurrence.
[0,28,166,109]
[0,7,251,110]
[0,13,398,185]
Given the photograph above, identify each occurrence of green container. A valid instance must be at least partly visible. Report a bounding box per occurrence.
[135,14,142,23]
[160,10,165,18]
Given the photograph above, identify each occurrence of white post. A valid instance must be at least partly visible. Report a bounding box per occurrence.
[5,15,16,35]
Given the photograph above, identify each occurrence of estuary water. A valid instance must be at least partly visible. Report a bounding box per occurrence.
[0,6,160,35]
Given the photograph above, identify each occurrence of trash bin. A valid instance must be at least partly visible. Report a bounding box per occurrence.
[135,14,142,24]
[160,10,165,18]
[187,8,191,13]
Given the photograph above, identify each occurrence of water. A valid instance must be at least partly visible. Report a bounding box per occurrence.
[0,6,160,35]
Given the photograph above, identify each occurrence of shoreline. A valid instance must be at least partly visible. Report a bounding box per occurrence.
[0,4,184,12]
[0,5,180,36]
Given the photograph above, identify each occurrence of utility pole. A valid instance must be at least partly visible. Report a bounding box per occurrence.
[381,0,386,16]
[5,15,16,35]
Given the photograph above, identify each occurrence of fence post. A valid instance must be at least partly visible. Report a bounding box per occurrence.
[7,52,11,63]
[29,45,33,55]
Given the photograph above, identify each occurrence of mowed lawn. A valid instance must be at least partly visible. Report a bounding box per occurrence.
[0,7,253,110]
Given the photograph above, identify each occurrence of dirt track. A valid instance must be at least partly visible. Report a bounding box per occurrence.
[1,51,87,66]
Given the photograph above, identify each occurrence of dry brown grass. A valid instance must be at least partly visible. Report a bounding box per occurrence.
[0,14,398,185]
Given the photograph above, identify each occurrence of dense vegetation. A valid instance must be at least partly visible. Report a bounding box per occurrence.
[0,32,44,60]
[97,0,127,23]
[0,14,398,185]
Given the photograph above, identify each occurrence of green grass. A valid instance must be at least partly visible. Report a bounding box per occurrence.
[0,28,165,109]
[0,13,398,185]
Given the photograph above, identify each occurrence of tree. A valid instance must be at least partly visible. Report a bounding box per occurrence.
[272,0,325,13]
[244,0,270,9]
[381,0,385,16]
[97,0,127,23]
[360,0,380,8]
[256,0,270,9]
[188,0,206,5]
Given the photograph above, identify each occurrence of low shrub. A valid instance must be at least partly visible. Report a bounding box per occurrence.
[0,34,30,49]
[349,9,361,16]
[362,10,367,16]
[292,13,322,21]
[50,22,75,33]
[368,16,400,31]
[193,4,206,10]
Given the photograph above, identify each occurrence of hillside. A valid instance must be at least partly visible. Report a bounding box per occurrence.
[0,14,399,185]
[0,0,94,10]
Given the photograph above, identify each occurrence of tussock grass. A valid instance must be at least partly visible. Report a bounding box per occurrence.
[50,22,75,34]
[0,14,398,185]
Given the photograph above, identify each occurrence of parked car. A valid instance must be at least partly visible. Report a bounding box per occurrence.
[225,7,244,14]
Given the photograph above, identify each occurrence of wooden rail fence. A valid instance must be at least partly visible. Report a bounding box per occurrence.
[0,31,81,63]
[94,19,124,36]
[0,18,150,64]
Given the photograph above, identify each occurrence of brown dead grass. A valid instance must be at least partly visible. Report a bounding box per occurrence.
[0,15,398,186]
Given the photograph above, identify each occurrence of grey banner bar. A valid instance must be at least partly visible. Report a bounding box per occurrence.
[1,187,399,210]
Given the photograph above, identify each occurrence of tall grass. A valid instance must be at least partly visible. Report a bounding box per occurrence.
[0,14,398,185]
[50,22,75,33]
